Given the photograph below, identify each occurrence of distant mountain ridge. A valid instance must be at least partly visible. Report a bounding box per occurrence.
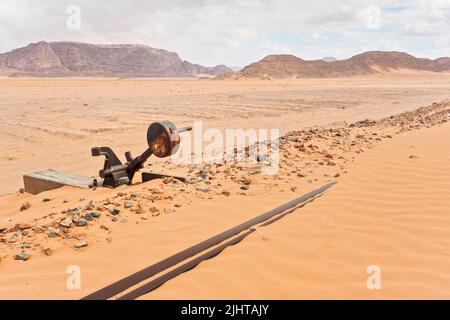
[218,51,450,79]
[0,41,232,77]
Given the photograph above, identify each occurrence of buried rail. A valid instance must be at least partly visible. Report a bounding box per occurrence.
[82,182,336,300]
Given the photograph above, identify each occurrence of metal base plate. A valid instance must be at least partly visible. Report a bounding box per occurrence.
[141,172,186,183]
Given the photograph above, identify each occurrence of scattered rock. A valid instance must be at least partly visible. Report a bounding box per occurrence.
[20,202,31,211]
[41,245,53,256]
[42,197,51,202]
[47,232,58,238]
[150,207,160,217]
[110,207,120,215]
[74,241,88,249]
[15,252,30,261]
[120,218,127,223]
[286,135,300,142]
[91,211,101,218]
[111,217,118,222]
[240,185,250,191]
[222,190,231,196]
[60,218,73,228]
[257,155,271,163]
[75,220,87,227]
[290,186,298,192]
[124,202,133,209]
[242,176,252,185]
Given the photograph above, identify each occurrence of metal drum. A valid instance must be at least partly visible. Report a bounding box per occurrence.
[147,120,181,158]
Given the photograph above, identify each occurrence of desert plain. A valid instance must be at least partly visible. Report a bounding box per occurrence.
[0,72,450,299]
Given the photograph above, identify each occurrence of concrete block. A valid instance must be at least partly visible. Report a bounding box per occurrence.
[23,169,92,195]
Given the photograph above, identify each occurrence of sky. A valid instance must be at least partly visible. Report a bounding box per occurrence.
[0,0,449,67]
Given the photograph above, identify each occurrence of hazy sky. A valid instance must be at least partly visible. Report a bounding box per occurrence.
[0,0,448,66]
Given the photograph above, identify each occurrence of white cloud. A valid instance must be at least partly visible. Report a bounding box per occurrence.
[0,0,449,66]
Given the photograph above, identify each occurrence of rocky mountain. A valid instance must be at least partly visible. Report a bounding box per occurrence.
[218,51,450,79]
[0,41,232,77]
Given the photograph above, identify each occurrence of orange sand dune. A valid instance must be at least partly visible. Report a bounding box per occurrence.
[1,119,449,299]
[143,122,450,299]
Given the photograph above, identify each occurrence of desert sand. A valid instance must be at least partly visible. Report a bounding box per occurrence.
[2,73,450,196]
[0,74,450,299]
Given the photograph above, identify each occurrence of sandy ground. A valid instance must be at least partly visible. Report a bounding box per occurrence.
[1,73,450,195]
[144,120,450,299]
[0,74,450,299]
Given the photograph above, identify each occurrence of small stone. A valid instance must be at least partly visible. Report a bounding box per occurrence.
[174,203,182,208]
[20,202,31,211]
[200,171,208,179]
[91,211,101,218]
[242,177,252,185]
[111,217,118,222]
[124,202,133,209]
[141,215,149,220]
[47,232,58,238]
[222,190,231,196]
[84,213,94,221]
[41,245,53,256]
[63,199,68,203]
[257,155,271,163]
[286,135,299,142]
[15,252,30,261]
[18,188,25,194]
[74,241,88,249]
[240,185,250,191]
[60,218,73,228]
[110,207,120,215]
[75,220,87,227]
[42,197,51,202]
[120,218,127,223]
[290,186,298,192]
